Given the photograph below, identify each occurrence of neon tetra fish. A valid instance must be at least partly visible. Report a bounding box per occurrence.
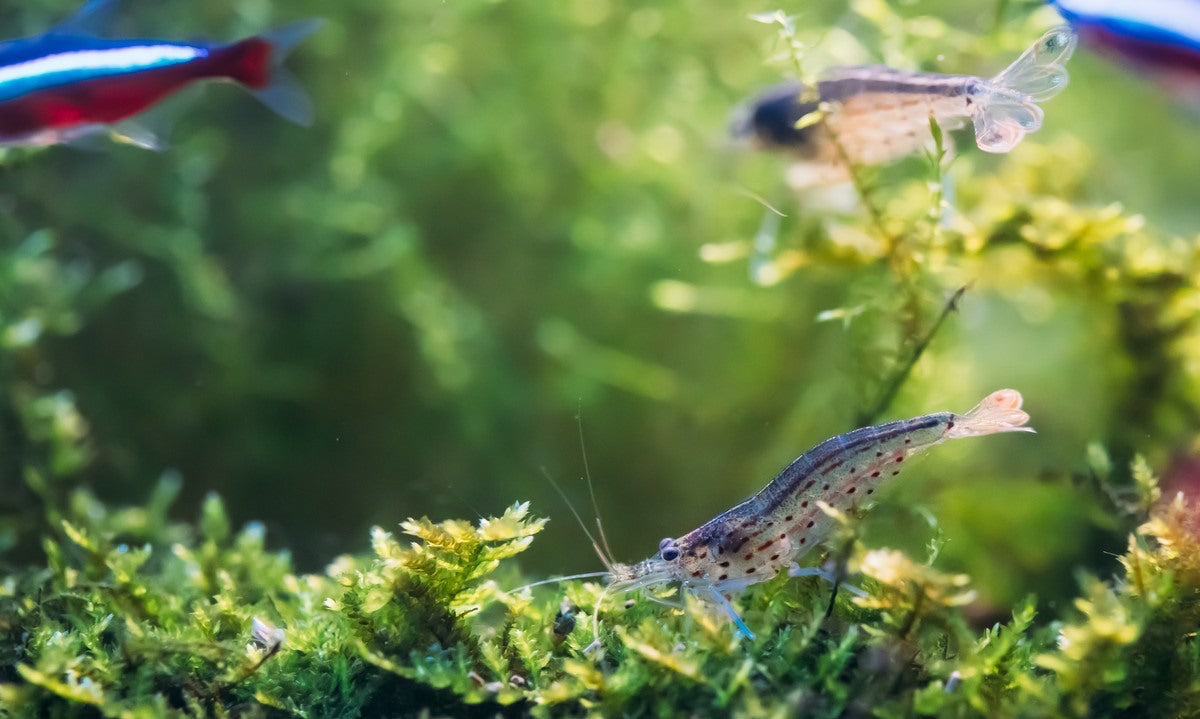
[0,0,320,149]
[1049,0,1200,104]
[588,389,1033,639]
[732,27,1077,185]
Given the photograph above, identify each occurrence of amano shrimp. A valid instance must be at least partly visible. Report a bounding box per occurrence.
[584,389,1033,640]
[731,27,1077,186]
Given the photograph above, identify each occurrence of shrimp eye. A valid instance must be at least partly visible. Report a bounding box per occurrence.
[660,546,680,561]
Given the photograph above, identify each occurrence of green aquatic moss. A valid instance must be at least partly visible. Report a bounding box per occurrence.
[2,464,1199,718]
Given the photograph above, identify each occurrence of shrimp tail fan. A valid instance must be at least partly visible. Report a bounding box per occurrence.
[993,26,1078,101]
[970,26,1077,153]
[945,389,1035,439]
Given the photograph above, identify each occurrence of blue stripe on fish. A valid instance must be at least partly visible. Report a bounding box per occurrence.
[0,38,210,103]
[1049,0,1200,52]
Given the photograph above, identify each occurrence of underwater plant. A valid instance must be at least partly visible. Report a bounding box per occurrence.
[2,0,1200,716]
[3,461,1200,716]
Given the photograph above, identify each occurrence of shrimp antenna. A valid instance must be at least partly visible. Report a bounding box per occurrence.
[734,185,788,217]
[575,408,617,567]
[507,571,613,594]
[540,466,614,572]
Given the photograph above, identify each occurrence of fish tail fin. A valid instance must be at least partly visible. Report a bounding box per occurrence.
[227,19,323,126]
[969,26,1076,153]
[945,389,1035,440]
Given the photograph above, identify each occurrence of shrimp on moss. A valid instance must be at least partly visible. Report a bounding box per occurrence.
[521,389,1034,642]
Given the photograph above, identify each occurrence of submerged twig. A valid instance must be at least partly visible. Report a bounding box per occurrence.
[858,284,970,426]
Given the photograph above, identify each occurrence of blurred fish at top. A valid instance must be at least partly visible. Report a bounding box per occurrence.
[0,0,321,149]
[1049,0,1200,102]
[731,26,1077,187]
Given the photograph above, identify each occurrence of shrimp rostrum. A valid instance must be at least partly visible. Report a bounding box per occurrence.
[592,389,1033,639]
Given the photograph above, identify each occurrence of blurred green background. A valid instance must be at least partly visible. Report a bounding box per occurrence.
[2,0,1199,614]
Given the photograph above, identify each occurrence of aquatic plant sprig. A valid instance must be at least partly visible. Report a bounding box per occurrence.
[328,501,548,648]
[856,283,968,426]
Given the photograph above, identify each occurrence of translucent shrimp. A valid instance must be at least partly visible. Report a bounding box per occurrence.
[731,27,1077,185]
[598,389,1034,640]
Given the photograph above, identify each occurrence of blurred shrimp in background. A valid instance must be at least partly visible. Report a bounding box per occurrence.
[729,24,1075,284]
[731,26,1077,187]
